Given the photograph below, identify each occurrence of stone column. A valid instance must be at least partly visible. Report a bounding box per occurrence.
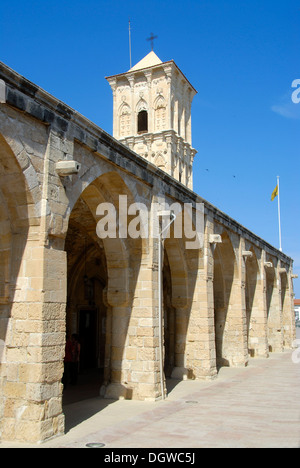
[104,249,161,401]
[171,305,189,380]
[185,272,217,379]
[1,127,71,443]
[103,304,133,400]
[265,255,283,352]
[243,247,269,358]
[280,264,296,349]
[127,250,161,401]
[1,234,66,443]
[224,238,248,367]
[180,220,217,379]
[251,263,269,359]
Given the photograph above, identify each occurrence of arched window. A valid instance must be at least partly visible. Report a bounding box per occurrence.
[137,110,148,133]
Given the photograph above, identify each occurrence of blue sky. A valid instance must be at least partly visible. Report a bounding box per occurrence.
[1,0,300,296]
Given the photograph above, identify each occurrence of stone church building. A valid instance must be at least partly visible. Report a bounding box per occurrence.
[0,52,296,443]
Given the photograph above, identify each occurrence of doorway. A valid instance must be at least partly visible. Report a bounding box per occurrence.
[79,308,98,371]
[63,196,108,405]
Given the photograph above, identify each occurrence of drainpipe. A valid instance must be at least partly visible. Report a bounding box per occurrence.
[158,211,176,400]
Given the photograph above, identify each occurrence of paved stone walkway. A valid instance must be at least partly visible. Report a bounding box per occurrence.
[1,345,300,448]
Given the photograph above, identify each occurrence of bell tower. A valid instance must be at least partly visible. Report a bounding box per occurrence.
[106,51,197,189]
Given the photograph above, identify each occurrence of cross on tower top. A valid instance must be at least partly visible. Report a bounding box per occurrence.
[147,32,158,51]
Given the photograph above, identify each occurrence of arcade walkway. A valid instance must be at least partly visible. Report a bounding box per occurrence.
[2,333,300,449]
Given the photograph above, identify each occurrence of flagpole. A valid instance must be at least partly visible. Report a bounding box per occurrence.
[277,175,282,252]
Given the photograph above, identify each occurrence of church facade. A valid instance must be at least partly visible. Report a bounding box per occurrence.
[0,54,296,443]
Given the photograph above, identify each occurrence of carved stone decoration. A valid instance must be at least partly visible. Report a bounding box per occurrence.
[154,152,166,169]
[136,98,148,113]
[119,102,131,137]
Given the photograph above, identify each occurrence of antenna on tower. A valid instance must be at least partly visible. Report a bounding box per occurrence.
[129,18,132,69]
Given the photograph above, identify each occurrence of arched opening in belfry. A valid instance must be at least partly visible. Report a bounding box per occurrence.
[213,231,237,369]
[137,110,148,133]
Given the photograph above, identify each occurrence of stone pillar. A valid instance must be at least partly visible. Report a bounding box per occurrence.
[225,239,248,367]
[180,220,217,379]
[280,264,296,349]
[265,255,283,352]
[171,306,189,380]
[185,272,217,379]
[127,255,161,400]
[244,247,269,358]
[1,234,66,443]
[103,304,132,400]
[287,270,297,347]
[104,252,161,401]
[1,127,74,443]
[250,269,269,358]
[238,245,250,366]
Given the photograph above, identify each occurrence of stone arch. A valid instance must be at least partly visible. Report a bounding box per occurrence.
[70,147,150,217]
[136,98,148,113]
[0,110,42,216]
[119,101,131,115]
[63,169,143,406]
[0,132,36,306]
[64,215,107,392]
[154,94,165,109]
[80,180,129,306]
[0,133,37,230]
[65,171,134,307]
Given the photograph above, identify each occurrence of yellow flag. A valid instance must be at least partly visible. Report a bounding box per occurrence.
[271,185,278,201]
